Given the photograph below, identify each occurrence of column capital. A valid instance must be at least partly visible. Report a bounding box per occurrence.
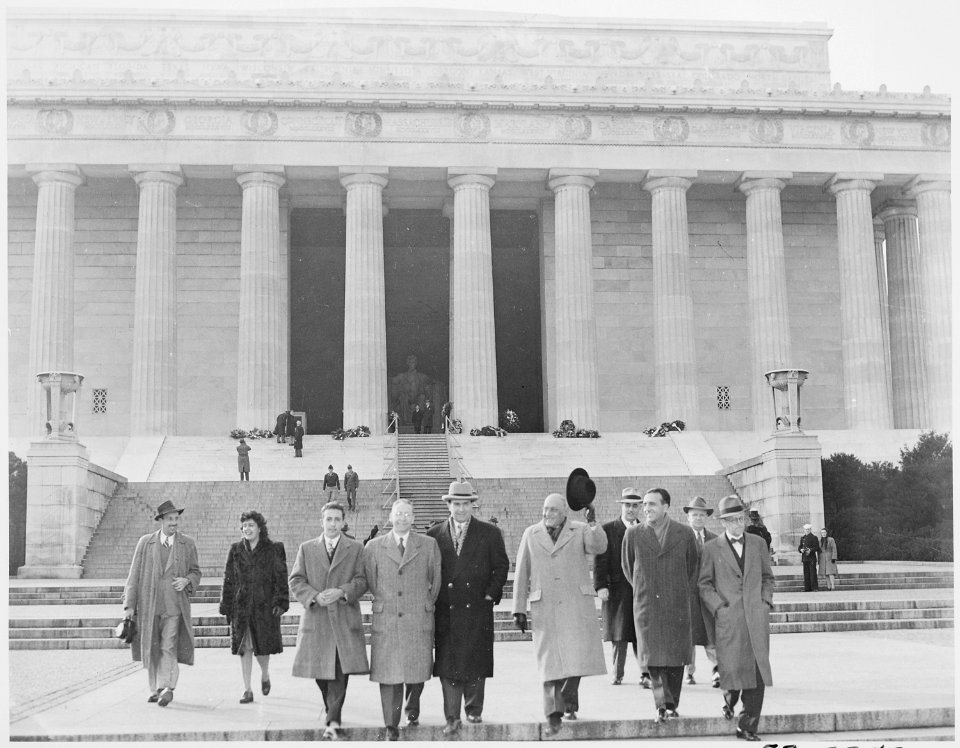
[339,168,389,190]
[825,173,883,195]
[448,173,495,191]
[129,166,184,189]
[876,200,918,223]
[235,171,286,190]
[447,167,498,179]
[548,168,600,181]
[643,174,695,193]
[736,172,792,195]
[28,164,85,188]
[902,174,951,198]
[547,168,598,193]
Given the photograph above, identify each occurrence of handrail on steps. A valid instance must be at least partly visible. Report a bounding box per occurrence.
[382,414,400,509]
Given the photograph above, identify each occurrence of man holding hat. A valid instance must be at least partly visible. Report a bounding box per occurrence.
[427,480,509,735]
[594,487,643,686]
[698,494,774,741]
[622,488,700,724]
[798,523,821,592]
[512,469,608,736]
[122,500,202,706]
[683,496,719,688]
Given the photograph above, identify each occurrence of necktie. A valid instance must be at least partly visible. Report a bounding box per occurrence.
[455,523,464,556]
[326,541,334,560]
[398,537,405,557]
[697,532,704,548]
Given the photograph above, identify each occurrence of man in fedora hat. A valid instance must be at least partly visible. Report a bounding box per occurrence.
[798,523,820,592]
[427,480,509,735]
[122,500,202,707]
[683,496,720,688]
[622,488,700,724]
[698,494,774,741]
[594,487,644,686]
[512,469,608,736]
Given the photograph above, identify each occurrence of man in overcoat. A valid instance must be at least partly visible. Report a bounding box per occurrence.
[622,487,700,723]
[698,494,774,741]
[427,480,509,734]
[289,502,369,740]
[286,411,297,444]
[594,488,642,685]
[683,495,719,687]
[362,499,442,741]
[123,500,202,707]
[512,489,607,736]
[798,523,821,591]
[274,410,289,443]
[293,419,304,458]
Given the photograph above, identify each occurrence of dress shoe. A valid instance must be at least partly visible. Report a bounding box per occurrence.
[147,690,161,703]
[322,725,343,741]
[654,708,667,724]
[261,680,271,696]
[722,705,735,720]
[685,674,695,685]
[712,674,721,688]
[639,674,652,689]
[442,718,462,736]
[240,690,254,704]
[157,688,174,707]
[563,710,577,720]
[405,715,419,727]
[544,715,563,736]
[666,709,679,719]
[385,726,400,741]
[736,728,761,741]
[465,715,482,724]
[611,677,622,685]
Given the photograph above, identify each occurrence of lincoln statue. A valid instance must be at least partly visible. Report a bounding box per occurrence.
[390,355,437,431]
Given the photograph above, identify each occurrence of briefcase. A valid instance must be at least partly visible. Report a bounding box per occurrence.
[115,617,136,644]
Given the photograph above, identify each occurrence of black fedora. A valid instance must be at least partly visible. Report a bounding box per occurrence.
[155,500,185,521]
[566,467,596,512]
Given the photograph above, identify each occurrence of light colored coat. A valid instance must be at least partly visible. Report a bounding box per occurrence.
[818,536,839,576]
[362,532,442,684]
[123,530,202,666]
[698,532,774,690]
[289,535,369,679]
[512,519,608,681]
[622,518,700,667]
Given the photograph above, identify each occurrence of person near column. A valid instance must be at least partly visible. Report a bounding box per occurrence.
[412,404,424,434]
[236,438,251,481]
[818,528,840,591]
[219,511,289,703]
[324,465,341,500]
[798,523,820,591]
[275,410,289,444]
[122,500,202,707]
[362,499,442,741]
[343,464,359,511]
[422,400,435,434]
[698,494,774,742]
[289,502,370,740]
[622,488,700,723]
[512,469,608,736]
[286,411,297,445]
[682,496,720,688]
[427,480,509,735]
[293,419,304,458]
[594,488,643,686]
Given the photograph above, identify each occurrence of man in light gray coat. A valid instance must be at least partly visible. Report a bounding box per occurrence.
[513,491,607,736]
[123,500,201,707]
[362,499,442,741]
[289,502,369,740]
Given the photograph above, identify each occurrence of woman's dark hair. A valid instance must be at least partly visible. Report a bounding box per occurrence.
[240,510,270,542]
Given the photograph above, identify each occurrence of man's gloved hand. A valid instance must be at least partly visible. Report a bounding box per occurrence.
[272,605,284,617]
[584,504,597,524]
[513,612,528,633]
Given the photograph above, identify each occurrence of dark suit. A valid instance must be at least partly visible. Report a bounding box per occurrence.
[688,528,718,678]
[422,406,435,434]
[428,517,509,721]
[294,424,304,458]
[594,518,637,680]
[798,532,821,591]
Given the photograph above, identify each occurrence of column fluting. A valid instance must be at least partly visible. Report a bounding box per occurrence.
[873,218,894,408]
[27,167,84,434]
[235,169,286,428]
[644,175,699,426]
[548,171,600,429]
[827,177,892,428]
[129,168,183,435]
[442,199,456,416]
[738,176,792,432]
[879,203,928,427]
[340,170,389,435]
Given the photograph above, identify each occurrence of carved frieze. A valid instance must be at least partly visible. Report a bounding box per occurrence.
[749,117,784,144]
[653,116,689,143]
[558,115,592,141]
[137,108,176,136]
[841,120,874,148]
[37,108,73,135]
[243,110,278,136]
[920,121,951,147]
[457,112,490,139]
[347,111,382,137]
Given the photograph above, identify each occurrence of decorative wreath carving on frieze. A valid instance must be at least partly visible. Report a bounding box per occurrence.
[243,109,279,136]
[347,111,382,137]
[653,116,689,143]
[138,109,176,136]
[37,109,74,135]
[920,121,950,147]
[749,116,783,144]
[558,115,592,141]
[841,119,874,147]
[457,112,490,139]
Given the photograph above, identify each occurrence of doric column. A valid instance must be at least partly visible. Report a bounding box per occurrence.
[448,169,499,431]
[234,167,286,428]
[340,168,389,435]
[26,165,84,435]
[548,169,600,429]
[826,174,892,428]
[128,166,183,435]
[904,176,952,431]
[442,199,456,417]
[878,202,927,427]
[873,218,893,408]
[643,171,699,426]
[738,173,793,432]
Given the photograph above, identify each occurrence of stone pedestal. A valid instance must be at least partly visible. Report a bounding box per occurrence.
[129,166,183,434]
[235,167,286,428]
[340,168,389,435]
[448,170,499,431]
[644,172,699,426]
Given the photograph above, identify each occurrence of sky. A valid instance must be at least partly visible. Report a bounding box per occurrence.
[11,0,956,95]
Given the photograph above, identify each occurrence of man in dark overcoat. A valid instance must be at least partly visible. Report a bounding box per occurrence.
[798,523,820,591]
[683,495,719,687]
[274,410,289,443]
[699,494,774,741]
[622,487,700,723]
[293,419,304,458]
[594,487,642,685]
[427,480,509,735]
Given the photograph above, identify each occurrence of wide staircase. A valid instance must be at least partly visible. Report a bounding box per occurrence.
[396,433,453,529]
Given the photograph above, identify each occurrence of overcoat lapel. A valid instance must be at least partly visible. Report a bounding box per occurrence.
[533,524,554,555]
[454,521,480,575]
[551,523,577,555]
[328,537,348,575]
[398,533,422,569]
[658,520,684,556]
[638,524,660,554]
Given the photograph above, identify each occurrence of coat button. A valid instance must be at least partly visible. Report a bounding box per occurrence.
[398,570,403,576]
[398,591,402,596]
[398,612,403,617]
[448,583,453,588]
[466,583,470,587]
[466,603,471,608]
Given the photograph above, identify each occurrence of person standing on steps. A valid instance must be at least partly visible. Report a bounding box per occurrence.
[343,464,359,511]
[219,511,289,704]
[122,500,201,708]
[683,495,720,688]
[236,438,251,481]
[324,465,341,500]
[293,419,304,458]
[798,523,820,592]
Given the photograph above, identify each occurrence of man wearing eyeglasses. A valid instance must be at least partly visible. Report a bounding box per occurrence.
[698,494,774,742]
